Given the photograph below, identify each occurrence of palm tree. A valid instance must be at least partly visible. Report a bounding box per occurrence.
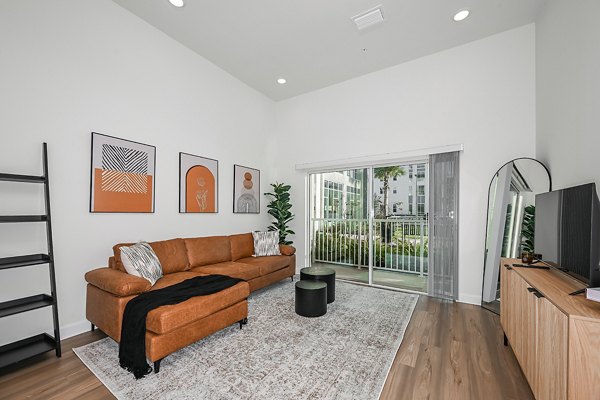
[374,166,406,217]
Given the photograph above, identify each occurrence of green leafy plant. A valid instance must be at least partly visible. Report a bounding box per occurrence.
[264,182,295,245]
[313,226,429,272]
[521,205,536,253]
[374,166,406,217]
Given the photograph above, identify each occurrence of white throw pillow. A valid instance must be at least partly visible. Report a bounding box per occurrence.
[119,242,163,286]
[252,231,281,257]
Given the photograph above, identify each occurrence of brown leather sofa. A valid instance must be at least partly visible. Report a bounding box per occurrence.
[85,232,296,370]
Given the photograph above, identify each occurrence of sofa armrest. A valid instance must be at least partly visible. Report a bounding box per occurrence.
[85,267,151,297]
[279,244,296,256]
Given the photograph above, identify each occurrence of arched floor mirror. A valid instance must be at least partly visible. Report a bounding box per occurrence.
[481,158,552,314]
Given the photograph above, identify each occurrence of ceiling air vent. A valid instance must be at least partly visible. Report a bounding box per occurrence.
[352,6,384,30]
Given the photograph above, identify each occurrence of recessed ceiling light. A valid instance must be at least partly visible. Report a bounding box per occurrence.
[453,9,470,22]
[169,0,184,8]
[277,78,287,85]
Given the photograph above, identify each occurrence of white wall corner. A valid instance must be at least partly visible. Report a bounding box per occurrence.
[457,293,482,305]
[60,319,92,340]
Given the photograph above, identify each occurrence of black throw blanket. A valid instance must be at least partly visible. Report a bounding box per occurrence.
[119,274,243,379]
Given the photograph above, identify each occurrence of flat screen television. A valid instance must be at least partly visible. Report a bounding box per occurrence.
[534,183,600,288]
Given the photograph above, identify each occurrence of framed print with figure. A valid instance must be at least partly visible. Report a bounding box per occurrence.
[180,153,218,213]
[233,164,260,214]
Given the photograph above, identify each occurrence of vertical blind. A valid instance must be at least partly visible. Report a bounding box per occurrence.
[428,151,460,300]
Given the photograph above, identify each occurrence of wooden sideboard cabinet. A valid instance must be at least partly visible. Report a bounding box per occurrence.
[500,258,600,400]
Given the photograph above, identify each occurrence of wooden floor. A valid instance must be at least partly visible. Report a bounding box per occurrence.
[0,297,533,400]
[380,297,533,400]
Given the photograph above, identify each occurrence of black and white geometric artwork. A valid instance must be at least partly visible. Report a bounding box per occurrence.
[101,144,149,194]
[90,132,156,213]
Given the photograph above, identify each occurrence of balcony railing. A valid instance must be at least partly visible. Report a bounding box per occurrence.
[311,217,429,276]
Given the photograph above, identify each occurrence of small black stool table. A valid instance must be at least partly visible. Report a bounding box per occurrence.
[295,281,327,317]
[300,267,336,303]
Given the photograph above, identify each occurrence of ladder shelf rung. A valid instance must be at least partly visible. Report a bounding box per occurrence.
[0,173,46,183]
[0,254,51,270]
[0,334,56,369]
[0,294,54,318]
[0,215,48,223]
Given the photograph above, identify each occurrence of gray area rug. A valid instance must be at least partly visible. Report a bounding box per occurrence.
[74,278,418,400]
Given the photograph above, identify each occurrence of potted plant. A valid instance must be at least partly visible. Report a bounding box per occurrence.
[521,205,535,253]
[264,182,295,245]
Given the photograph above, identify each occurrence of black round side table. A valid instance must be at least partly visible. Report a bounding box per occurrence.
[295,281,327,317]
[300,267,336,303]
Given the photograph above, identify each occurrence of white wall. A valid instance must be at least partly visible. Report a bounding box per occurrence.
[0,0,275,345]
[275,25,537,304]
[536,0,600,190]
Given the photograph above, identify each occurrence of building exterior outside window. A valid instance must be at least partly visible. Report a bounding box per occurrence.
[417,185,426,215]
[312,170,366,220]
[373,163,429,218]
[312,163,428,220]
[323,180,343,219]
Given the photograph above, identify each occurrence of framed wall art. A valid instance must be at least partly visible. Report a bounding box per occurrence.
[90,132,156,213]
[179,152,218,213]
[233,164,260,214]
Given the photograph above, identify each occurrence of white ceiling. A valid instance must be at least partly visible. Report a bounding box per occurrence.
[112,0,546,101]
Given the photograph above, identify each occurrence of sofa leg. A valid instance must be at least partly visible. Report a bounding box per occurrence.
[154,359,162,374]
[503,332,508,347]
[238,318,248,329]
[290,276,294,282]
[91,323,95,332]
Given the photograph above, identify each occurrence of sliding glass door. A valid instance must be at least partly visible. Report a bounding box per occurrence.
[308,161,429,293]
[309,168,370,284]
[371,163,429,292]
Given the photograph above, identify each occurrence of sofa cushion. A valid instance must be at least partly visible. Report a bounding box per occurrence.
[184,236,231,267]
[119,242,163,286]
[230,233,254,261]
[236,256,291,276]
[149,271,205,291]
[113,238,189,274]
[85,267,151,297]
[252,231,281,256]
[191,262,261,281]
[146,275,249,335]
[111,243,132,272]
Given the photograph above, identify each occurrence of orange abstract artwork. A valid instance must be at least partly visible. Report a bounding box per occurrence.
[93,169,153,212]
[185,165,216,212]
[90,133,155,213]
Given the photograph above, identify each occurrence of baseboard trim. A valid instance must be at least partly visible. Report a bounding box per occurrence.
[458,293,481,305]
[60,320,90,340]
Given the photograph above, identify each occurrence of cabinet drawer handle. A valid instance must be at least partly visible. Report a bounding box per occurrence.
[526,287,545,298]
[504,264,513,270]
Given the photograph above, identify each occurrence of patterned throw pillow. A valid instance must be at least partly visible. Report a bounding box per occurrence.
[119,242,163,286]
[252,231,281,257]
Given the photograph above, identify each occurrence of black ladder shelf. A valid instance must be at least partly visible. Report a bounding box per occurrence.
[0,143,61,369]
